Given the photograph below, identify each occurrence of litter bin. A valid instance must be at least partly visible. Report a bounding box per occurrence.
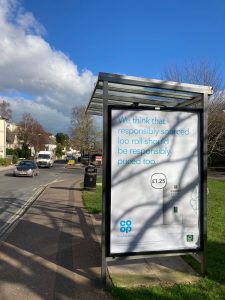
[84,164,97,190]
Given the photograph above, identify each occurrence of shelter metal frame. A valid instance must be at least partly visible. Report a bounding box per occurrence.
[86,72,213,284]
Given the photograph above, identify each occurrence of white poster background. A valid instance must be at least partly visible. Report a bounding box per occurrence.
[110,109,201,254]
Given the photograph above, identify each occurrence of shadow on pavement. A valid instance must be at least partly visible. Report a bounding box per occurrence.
[50,186,84,192]
[0,179,113,300]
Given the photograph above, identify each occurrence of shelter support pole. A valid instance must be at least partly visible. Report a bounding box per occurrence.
[101,80,108,284]
[201,93,208,276]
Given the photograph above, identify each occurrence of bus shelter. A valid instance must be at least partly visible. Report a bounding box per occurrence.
[86,72,213,283]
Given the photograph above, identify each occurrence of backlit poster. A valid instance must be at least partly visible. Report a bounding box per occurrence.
[109,107,202,255]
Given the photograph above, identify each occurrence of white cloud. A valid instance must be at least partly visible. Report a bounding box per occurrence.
[0,0,96,133]
[9,97,70,133]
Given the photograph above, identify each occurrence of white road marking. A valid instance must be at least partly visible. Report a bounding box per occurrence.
[0,186,46,239]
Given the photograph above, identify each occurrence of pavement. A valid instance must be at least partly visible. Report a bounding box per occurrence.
[208,168,225,180]
[0,164,15,172]
[0,177,113,300]
[91,215,200,288]
[0,171,211,299]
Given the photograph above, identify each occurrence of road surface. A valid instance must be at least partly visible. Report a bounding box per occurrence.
[0,160,84,239]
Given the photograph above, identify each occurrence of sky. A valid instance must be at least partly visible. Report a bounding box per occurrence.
[0,0,225,134]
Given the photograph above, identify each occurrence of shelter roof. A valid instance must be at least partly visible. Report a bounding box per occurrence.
[86,73,213,116]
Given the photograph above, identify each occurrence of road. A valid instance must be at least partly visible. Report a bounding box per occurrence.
[0,160,84,239]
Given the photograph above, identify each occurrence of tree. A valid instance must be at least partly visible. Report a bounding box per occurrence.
[6,128,16,144]
[162,59,225,158]
[20,144,31,159]
[55,143,63,158]
[55,132,69,147]
[162,59,222,92]
[208,109,225,157]
[70,105,100,156]
[17,113,50,154]
[0,100,12,120]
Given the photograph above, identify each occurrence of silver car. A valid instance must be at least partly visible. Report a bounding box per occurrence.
[14,160,39,177]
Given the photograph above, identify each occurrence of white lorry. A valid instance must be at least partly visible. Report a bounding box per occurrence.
[36,151,54,168]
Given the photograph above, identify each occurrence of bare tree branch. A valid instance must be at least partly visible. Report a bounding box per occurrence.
[0,100,12,120]
[70,105,100,155]
[162,59,225,157]
[17,113,50,154]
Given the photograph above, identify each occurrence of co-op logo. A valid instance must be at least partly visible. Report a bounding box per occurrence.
[120,220,132,233]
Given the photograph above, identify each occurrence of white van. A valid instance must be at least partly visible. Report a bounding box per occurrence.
[36,151,54,168]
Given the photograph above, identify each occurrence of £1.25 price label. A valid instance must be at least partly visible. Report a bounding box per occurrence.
[151,173,167,189]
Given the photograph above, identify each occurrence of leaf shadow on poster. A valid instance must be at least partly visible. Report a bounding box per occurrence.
[110,110,202,254]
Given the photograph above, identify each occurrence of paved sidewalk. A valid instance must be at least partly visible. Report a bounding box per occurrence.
[208,168,225,180]
[0,178,113,300]
[0,165,15,172]
[91,215,200,288]
[0,176,201,299]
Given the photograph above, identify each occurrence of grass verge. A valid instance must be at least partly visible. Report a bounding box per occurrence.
[82,178,225,299]
[82,176,102,214]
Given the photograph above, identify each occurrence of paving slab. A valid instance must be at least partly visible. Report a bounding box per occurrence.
[90,214,201,288]
[0,178,113,300]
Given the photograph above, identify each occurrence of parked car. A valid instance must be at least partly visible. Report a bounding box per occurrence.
[13,160,39,177]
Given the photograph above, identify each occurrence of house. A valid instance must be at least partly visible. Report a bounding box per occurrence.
[0,118,6,158]
[6,122,21,150]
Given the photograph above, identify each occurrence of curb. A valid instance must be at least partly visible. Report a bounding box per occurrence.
[0,185,47,241]
[0,165,15,173]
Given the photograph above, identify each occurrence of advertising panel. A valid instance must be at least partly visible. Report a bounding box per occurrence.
[109,107,202,255]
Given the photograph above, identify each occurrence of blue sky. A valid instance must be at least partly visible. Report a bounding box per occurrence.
[23,0,225,80]
[0,0,225,133]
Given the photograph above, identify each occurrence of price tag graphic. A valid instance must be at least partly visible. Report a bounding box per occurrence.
[151,173,167,189]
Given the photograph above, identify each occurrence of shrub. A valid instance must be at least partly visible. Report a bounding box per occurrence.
[0,157,11,166]
[6,148,14,155]
[12,155,18,164]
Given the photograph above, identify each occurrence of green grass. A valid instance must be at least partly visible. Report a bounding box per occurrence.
[82,178,225,299]
[82,176,102,214]
[111,179,225,299]
[111,280,225,300]
[206,179,225,282]
[182,179,225,281]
